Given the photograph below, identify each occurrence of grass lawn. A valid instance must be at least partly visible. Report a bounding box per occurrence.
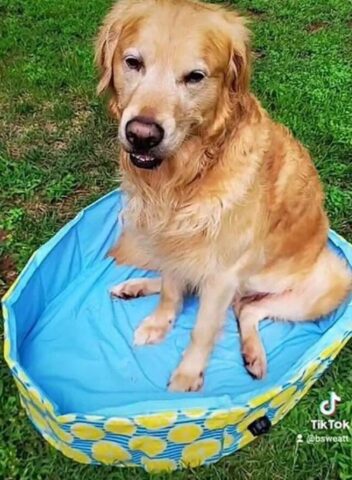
[1,0,352,479]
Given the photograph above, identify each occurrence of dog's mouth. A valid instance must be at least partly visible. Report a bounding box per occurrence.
[130,153,163,170]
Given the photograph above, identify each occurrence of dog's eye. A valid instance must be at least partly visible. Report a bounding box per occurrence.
[125,56,143,71]
[184,70,206,84]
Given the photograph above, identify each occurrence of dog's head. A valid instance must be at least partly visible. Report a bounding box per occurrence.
[96,0,250,170]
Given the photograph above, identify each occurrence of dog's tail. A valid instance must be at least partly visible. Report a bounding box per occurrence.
[307,247,352,319]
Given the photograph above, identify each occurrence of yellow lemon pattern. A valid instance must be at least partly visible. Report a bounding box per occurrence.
[17,369,30,385]
[2,304,9,321]
[58,414,77,424]
[27,404,49,431]
[43,399,56,417]
[249,388,282,408]
[142,457,177,473]
[105,418,136,436]
[129,436,167,456]
[4,337,11,362]
[92,441,131,464]
[168,424,203,444]
[84,415,105,422]
[271,396,299,425]
[237,409,267,433]
[270,386,297,408]
[224,432,235,449]
[62,445,91,464]
[48,418,73,443]
[205,411,229,430]
[44,431,62,451]
[19,395,27,409]
[319,340,343,360]
[238,430,255,449]
[299,378,317,398]
[183,409,207,419]
[71,423,105,441]
[301,362,321,382]
[27,387,43,409]
[228,408,248,425]
[14,379,28,399]
[135,412,177,430]
[182,439,221,467]
[205,408,247,430]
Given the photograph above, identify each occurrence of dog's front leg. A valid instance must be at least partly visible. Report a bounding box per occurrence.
[134,274,184,346]
[168,274,237,392]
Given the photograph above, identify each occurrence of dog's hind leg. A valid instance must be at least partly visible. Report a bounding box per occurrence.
[238,250,351,379]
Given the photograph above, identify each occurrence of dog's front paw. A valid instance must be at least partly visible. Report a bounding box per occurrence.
[168,368,204,393]
[134,313,173,346]
[111,281,144,300]
[242,336,267,379]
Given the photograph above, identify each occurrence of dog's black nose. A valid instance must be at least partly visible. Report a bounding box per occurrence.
[126,117,164,152]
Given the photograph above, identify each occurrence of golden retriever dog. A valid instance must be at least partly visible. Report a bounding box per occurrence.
[95,0,352,392]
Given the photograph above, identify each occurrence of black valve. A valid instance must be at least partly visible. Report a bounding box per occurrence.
[248,416,272,436]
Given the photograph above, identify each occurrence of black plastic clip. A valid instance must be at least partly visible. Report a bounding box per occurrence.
[248,416,272,436]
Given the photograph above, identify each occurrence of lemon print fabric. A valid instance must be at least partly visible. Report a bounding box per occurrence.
[135,412,177,430]
[183,408,207,419]
[168,424,203,444]
[58,414,77,424]
[249,388,282,408]
[3,335,11,362]
[182,439,221,467]
[205,408,247,430]
[142,457,177,473]
[237,430,255,449]
[17,369,30,386]
[105,418,136,436]
[2,304,9,321]
[237,409,267,433]
[271,395,299,425]
[269,386,297,408]
[92,441,131,464]
[14,379,28,399]
[27,387,44,409]
[71,423,105,441]
[62,445,91,464]
[223,432,235,450]
[205,411,229,430]
[48,418,73,443]
[129,436,167,456]
[3,313,12,365]
[301,361,322,382]
[27,403,49,431]
[299,377,317,398]
[43,399,56,417]
[319,340,344,360]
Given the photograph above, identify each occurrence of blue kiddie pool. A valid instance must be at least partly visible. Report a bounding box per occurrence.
[2,190,352,471]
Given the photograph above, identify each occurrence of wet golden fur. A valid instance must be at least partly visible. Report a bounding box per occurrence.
[97,0,351,391]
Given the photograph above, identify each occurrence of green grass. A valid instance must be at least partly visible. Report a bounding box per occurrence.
[1,0,352,478]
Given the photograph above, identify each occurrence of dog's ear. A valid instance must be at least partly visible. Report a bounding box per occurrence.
[95,1,147,96]
[95,14,122,95]
[224,12,251,96]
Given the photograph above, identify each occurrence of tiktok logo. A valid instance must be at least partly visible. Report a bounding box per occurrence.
[310,392,348,431]
[319,392,341,416]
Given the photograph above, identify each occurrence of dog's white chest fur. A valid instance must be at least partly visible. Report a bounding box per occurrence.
[123,195,224,279]
[122,192,252,286]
